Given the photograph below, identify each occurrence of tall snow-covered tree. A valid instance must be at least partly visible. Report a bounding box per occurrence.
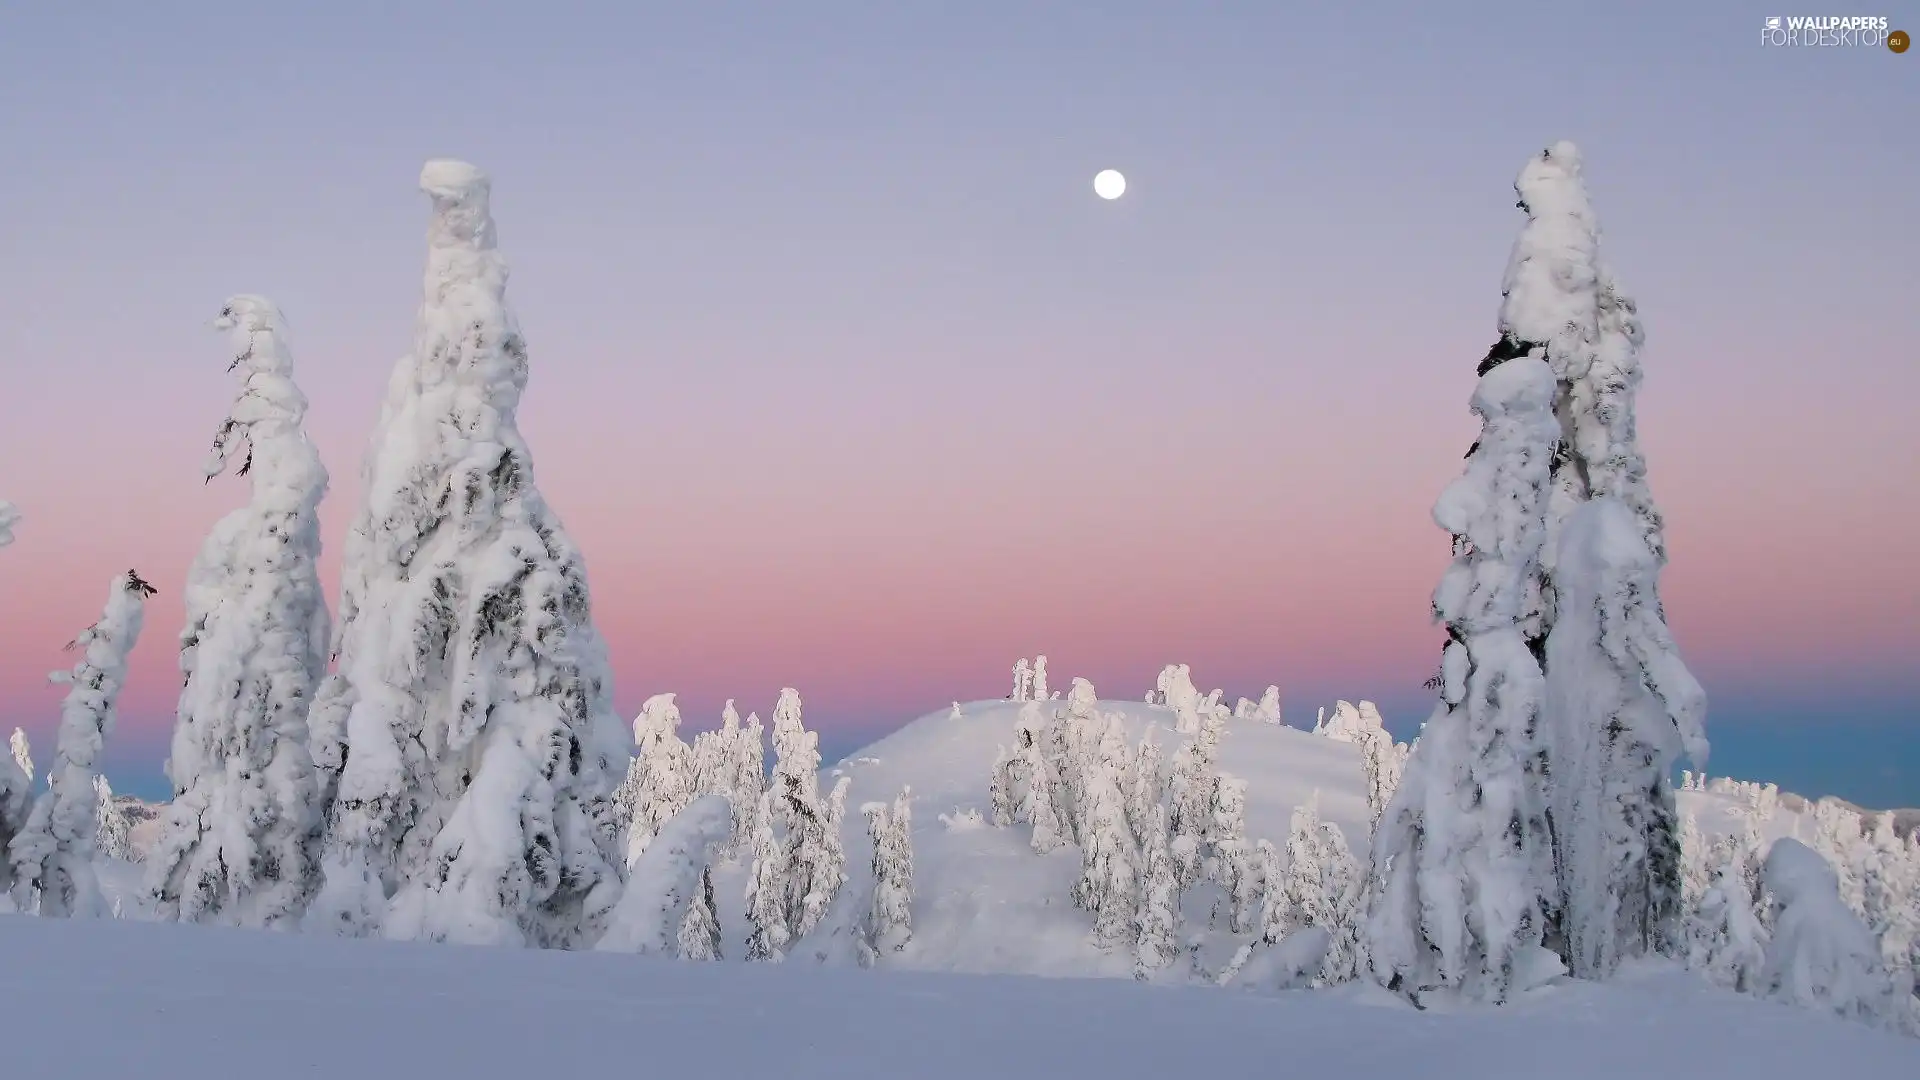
[1030,655,1049,701]
[1546,497,1708,976]
[728,709,767,855]
[148,296,330,929]
[1256,685,1282,725]
[988,745,1017,827]
[9,571,155,917]
[0,741,27,891]
[1167,704,1224,889]
[306,160,626,948]
[1365,350,1562,1005]
[1133,802,1179,979]
[744,790,789,962]
[1012,658,1032,702]
[1689,859,1769,994]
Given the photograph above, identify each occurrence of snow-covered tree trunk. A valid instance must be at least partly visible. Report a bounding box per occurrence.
[306,161,626,948]
[8,571,154,917]
[148,297,329,928]
[1365,350,1561,1005]
[1546,497,1708,976]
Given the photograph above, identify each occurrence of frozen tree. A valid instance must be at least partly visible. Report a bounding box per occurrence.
[1256,685,1282,725]
[595,794,730,956]
[1164,665,1201,734]
[1863,813,1919,971]
[729,710,767,855]
[1317,700,1365,742]
[1808,799,1868,920]
[0,742,26,891]
[744,791,789,962]
[1167,704,1224,889]
[1071,749,1139,946]
[1677,811,1713,916]
[1365,350,1562,1005]
[1122,729,1164,844]
[769,688,819,814]
[1760,838,1899,1028]
[860,786,914,963]
[1030,655,1049,702]
[306,161,626,948]
[9,729,31,786]
[93,776,131,862]
[1011,658,1032,702]
[1017,726,1065,854]
[677,865,723,961]
[948,702,963,722]
[1209,776,1262,933]
[149,297,330,928]
[1689,860,1769,994]
[1545,497,1709,976]
[1133,803,1179,979]
[0,502,17,547]
[620,693,695,868]
[9,571,155,917]
[988,745,1017,827]
[1283,795,1365,985]
[689,701,739,798]
[1358,727,1405,834]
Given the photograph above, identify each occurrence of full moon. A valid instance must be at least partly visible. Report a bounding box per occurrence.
[1093,169,1126,200]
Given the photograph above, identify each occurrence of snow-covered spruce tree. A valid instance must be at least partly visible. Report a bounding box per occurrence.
[860,786,914,964]
[1030,655,1049,702]
[744,790,789,961]
[93,776,132,862]
[306,161,626,948]
[1016,722,1065,853]
[678,865,723,961]
[1689,859,1769,994]
[1809,799,1869,921]
[1364,350,1562,1005]
[1208,776,1262,933]
[620,693,695,869]
[9,571,155,917]
[769,688,819,814]
[1358,726,1405,835]
[1167,704,1224,890]
[689,701,738,798]
[1133,801,1180,979]
[1760,838,1900,1029]
[988,745,1017,827]
[1070,745,1139,946]
[729,710,767,855]
[1545,496,1708,977]
[1283,794,1366,985]
[148,297,330,928]
[1012,657,1032,702]
[1863,813,1920,973]
[1122,729,1164,847]
[595,794,730,957]
[0,745,26,891]
[9,729,30,784]
[1256,685,1282,725]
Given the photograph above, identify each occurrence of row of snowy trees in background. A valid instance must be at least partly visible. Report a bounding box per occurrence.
[987,672,1410,985]
[606,686,913,965]
[1679,784,1920,1030]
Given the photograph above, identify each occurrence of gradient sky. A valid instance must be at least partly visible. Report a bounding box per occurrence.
[1,3,1914,805]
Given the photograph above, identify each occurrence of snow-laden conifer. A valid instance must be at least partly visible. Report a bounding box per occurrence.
[1133,802,1179,979]
[1030,655,1049,702]
[860,786,914,962]
[1122,729,1164,845]
[1545,497,1708,975]
[1282,794,1365,985]
[1365,352,1561,1005]
[93,776,132,862]
[0,750,26,891]
[8,571,154,917]
[1255,685,1282,725]
[1017,727,1065,854]
[729,709,767,854]
[1011,658,1032,702]
[678,865,723,961]
[1167,705,1224,889]
[307,161,625,948]
[1760,838,1900,1028]
[1358,727,1405,835]
[1689,859,1769,994]
[149,297,329,928]
[595,794,730,956]
[1070,755,1139,946]
[619,693,695,868]
[744,790,788,962]
[8,729,30,786]
[988,745,1016,827]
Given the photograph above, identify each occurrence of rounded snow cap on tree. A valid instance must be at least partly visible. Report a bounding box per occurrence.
[1470,354,1555,418]
[213,294,283,335]
[420,159,495,250]
[1514,140,1584,206]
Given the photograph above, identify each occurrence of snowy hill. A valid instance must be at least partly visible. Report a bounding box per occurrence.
[5,910,1916,1078]
[819,697,1368,980]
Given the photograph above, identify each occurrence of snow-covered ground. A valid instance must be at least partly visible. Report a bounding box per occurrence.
[34,694,1915,1074]
[5,905,1916,1078]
